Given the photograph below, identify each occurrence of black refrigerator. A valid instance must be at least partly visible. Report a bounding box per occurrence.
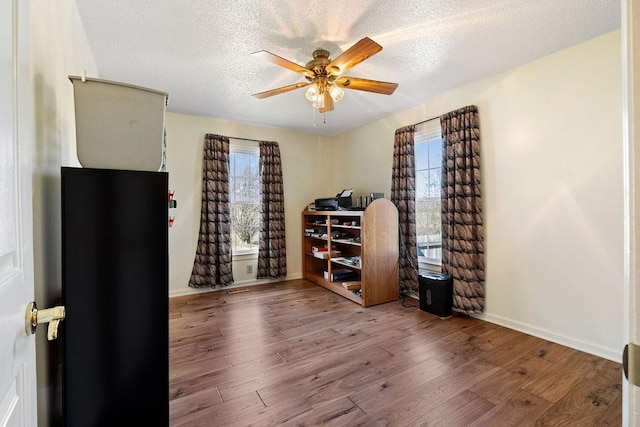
[61,166,169,426]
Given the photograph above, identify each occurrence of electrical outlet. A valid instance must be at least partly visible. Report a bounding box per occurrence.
[246,265,253,274]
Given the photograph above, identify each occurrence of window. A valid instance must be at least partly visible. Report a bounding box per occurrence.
[229,145,260,254]
[415,120,442,270]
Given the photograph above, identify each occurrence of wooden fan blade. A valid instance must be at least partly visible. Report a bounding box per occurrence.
[326,37,383,76]
[252,81,310,99]
[252,50,314,78]
[335,76,398,95]
[319,92,334,113]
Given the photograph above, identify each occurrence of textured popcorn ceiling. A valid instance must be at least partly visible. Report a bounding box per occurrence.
[74,0,620,137]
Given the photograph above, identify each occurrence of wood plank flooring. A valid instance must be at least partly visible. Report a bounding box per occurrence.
[169,279,622,426]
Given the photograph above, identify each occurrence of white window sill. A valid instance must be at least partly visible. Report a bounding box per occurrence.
[418,257,442,274]
[233,251,258,260]
[418,257,441,266]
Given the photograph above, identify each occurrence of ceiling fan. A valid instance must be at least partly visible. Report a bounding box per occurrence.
[251,37,398,113]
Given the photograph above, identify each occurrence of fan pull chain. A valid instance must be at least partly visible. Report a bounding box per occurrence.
[312,103,316,128]
[311,106,328,128]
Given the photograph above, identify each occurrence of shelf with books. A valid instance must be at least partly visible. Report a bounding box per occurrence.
[301,199,399,307]
[323,268,356,282]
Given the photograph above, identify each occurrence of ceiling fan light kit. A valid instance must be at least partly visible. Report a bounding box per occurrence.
[327,85,344,102]
[252,37,398,116]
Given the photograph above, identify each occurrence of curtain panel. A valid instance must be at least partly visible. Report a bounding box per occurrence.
[189,134,234,288]
[440,105,485,313]
[391,125,418,294]
[257,141,287,279]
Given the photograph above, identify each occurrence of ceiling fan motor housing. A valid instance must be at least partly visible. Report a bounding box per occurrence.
[305,49,331,77]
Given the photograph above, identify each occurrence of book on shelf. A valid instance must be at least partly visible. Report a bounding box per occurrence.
[329,268,354,281]
[323,269,354,281]
[341,281,361,291]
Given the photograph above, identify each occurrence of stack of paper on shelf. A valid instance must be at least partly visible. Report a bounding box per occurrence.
[312,245,339,259]
[314,251,341,259]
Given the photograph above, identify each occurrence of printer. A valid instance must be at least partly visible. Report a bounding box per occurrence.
[315,196,352,210]
[315,189,353,210]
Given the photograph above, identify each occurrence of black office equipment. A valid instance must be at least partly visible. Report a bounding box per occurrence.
[61,167,169,427]
[315,196,352,210]
[418,272,453,318]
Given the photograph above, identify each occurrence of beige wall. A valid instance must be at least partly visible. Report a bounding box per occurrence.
[31,0,98,425]
[165,113,334,295]
[27,11,624,427]
[166,31,623,361]
[331,30,623,361]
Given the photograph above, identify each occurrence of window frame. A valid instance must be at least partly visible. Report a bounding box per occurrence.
[414,120,443,270]
[229,144,261,256]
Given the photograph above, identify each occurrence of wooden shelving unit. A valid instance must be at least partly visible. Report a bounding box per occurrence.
[302,198,399,307]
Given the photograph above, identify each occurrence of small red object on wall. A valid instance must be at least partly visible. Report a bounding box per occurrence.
[169,216,175,227]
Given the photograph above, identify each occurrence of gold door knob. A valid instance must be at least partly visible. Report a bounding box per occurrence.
[25,302,66,340]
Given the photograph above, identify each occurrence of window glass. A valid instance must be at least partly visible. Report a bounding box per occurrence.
[415,120,442,269]
[428,140,441,168]
[415,141,429,170]
[229,146,260,254]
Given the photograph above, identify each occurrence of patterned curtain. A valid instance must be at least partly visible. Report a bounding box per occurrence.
[391,125,418,294]
[189,134,234,288]
[257,141,287,279]
[440,105,484,314]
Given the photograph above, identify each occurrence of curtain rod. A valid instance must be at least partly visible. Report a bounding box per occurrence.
[229,136,261,143]
[414,115,440,126]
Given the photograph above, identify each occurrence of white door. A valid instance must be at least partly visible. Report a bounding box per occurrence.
[625,0,640,425]
[0,0,36,425]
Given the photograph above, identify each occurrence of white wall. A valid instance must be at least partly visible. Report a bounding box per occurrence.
[164,113,334,296]
[31,1,98,425]
[331,31,624,362]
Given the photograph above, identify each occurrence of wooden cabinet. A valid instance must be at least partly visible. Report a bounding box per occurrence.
[302,198,399,307]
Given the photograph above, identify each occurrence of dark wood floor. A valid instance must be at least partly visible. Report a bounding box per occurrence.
[168,279,622,426]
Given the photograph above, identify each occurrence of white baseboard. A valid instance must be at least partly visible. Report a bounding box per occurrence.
[474,312,621,363]
[402,292,620,363]
[169,273,303,298]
